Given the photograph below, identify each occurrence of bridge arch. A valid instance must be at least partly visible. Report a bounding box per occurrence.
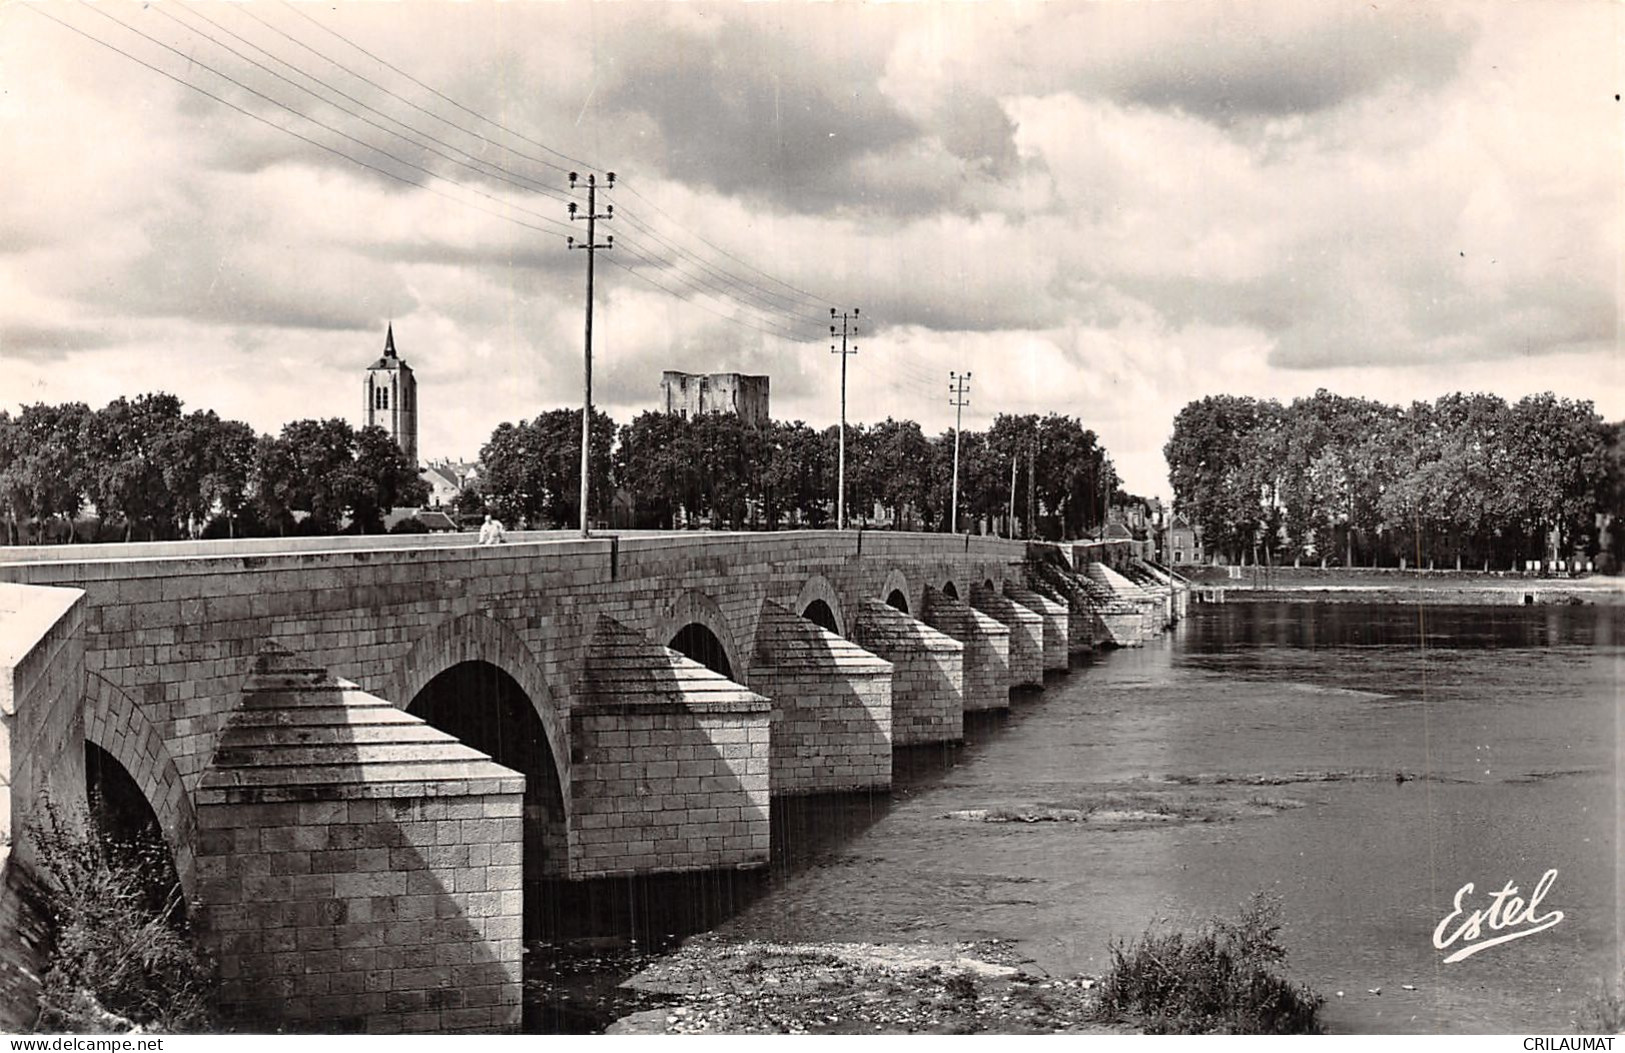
[792,574,846,636]
[656,591,744,681]
[879,568,914,614]
[940,577,962,601]
[83,672,197,900]
[387,611,569,796]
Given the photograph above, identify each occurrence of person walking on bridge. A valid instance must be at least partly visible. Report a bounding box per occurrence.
[479,514,506,545]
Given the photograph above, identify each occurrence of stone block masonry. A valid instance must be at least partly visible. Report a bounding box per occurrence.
[920,586,1010,712]
[1086,563,1162,640]
[848,598,965,746]
[0,582,88,1031]
[1028,566,1096,656]
[750,600,893,795]
[969,584,1044,691]
[196,644,524,1033]
[1004,582,1069,672]
[0,530,1044,1036]
[570,617,770,877]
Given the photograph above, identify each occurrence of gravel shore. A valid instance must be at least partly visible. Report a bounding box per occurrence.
[603,936,1123,1035]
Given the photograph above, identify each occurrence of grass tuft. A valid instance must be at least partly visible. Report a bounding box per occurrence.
[1580,972,1625,1034]
[1091,891,1323,1034]
[29,798,214,1033]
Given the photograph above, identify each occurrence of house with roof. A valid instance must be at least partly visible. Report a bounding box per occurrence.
[1165,516,1204,565]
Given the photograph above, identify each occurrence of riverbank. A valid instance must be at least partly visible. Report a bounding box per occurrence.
[1180,566,1625,605]
[604,937,1116,1035]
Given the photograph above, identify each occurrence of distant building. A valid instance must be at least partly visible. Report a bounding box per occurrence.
[420,458,479,508]
[1165,516,1204,566]
[661,371,769,426]
[364,324,418,466]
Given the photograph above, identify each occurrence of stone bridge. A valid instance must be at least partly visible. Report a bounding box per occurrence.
[0,530,1182,1032]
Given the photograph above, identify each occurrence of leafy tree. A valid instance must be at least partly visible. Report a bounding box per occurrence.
[480,409,614,528]
[253,418,355,534]
[1164,396,1278,563]
[194,416,258,539]
[346,425,429,533]
[0,404,92,544]
[615,411,688,528]
[763,420,833,529]
[85,394,189,541]
[853,418,933,529]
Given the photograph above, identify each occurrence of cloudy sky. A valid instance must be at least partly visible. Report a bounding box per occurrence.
[2,0,1618,500]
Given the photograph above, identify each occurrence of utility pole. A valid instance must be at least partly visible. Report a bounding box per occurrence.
[949,372,971,534]
[568,170,614,538]
[1027,433,1037,541]
[1007,450,1018,539]
[831,308,859,530]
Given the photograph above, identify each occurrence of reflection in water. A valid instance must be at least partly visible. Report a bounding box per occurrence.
[528,602,1620,1034]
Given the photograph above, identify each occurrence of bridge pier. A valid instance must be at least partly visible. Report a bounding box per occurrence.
[1073,567,1146,646]
[0,529,1049,1033]
[1122,563,1175,628]
[921,586,1011,712]
[848,599,965,745]
[749,601,893,795]
[1028,567,1095,658]
[196,645,525,1033]
[570,617,771,878]
[969,584,1044,690]
[1003,583,1070,672]
[1088,563,1163,637]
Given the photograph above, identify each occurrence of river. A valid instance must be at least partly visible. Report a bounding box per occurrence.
[698,601,1620,1034]
[531,601,1620,1033]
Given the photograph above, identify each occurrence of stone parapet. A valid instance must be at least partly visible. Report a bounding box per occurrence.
[848,599,964,746]
[0,582,88,1032]
[968,584,1043,690]
[196,645,524,1034]
[750,600,893,795]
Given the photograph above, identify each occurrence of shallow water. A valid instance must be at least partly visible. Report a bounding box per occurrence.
[710,602,1621,1033]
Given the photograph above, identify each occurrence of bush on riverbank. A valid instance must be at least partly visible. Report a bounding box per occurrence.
[1092,892,1322,1034]
[1581,972,1624,1033]
[29,801,214,1032]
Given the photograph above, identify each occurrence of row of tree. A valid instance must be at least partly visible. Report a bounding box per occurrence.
[475,408,1120,537]
[1,394,1120,543]
[1164,390,1617,568]
[0,396,426,543]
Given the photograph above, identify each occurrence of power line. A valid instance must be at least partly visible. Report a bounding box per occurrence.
[249,3,828,329]
[610,207,821,318]
[274,1,834,310]
[611,232,815,337]
[277,0,589,173]
[81,3,578,237]
[38,2,842,350]
[25,4,572,244]
[159,3,568,203]
[616,181,830,310]
[601,250,810,343]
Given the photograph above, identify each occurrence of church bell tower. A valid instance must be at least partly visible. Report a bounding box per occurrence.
[363,324,418,466]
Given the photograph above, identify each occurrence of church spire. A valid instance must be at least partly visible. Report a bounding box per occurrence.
[384,322,397,358]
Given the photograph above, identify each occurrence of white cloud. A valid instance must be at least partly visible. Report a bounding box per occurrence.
[1,0,1617,509]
